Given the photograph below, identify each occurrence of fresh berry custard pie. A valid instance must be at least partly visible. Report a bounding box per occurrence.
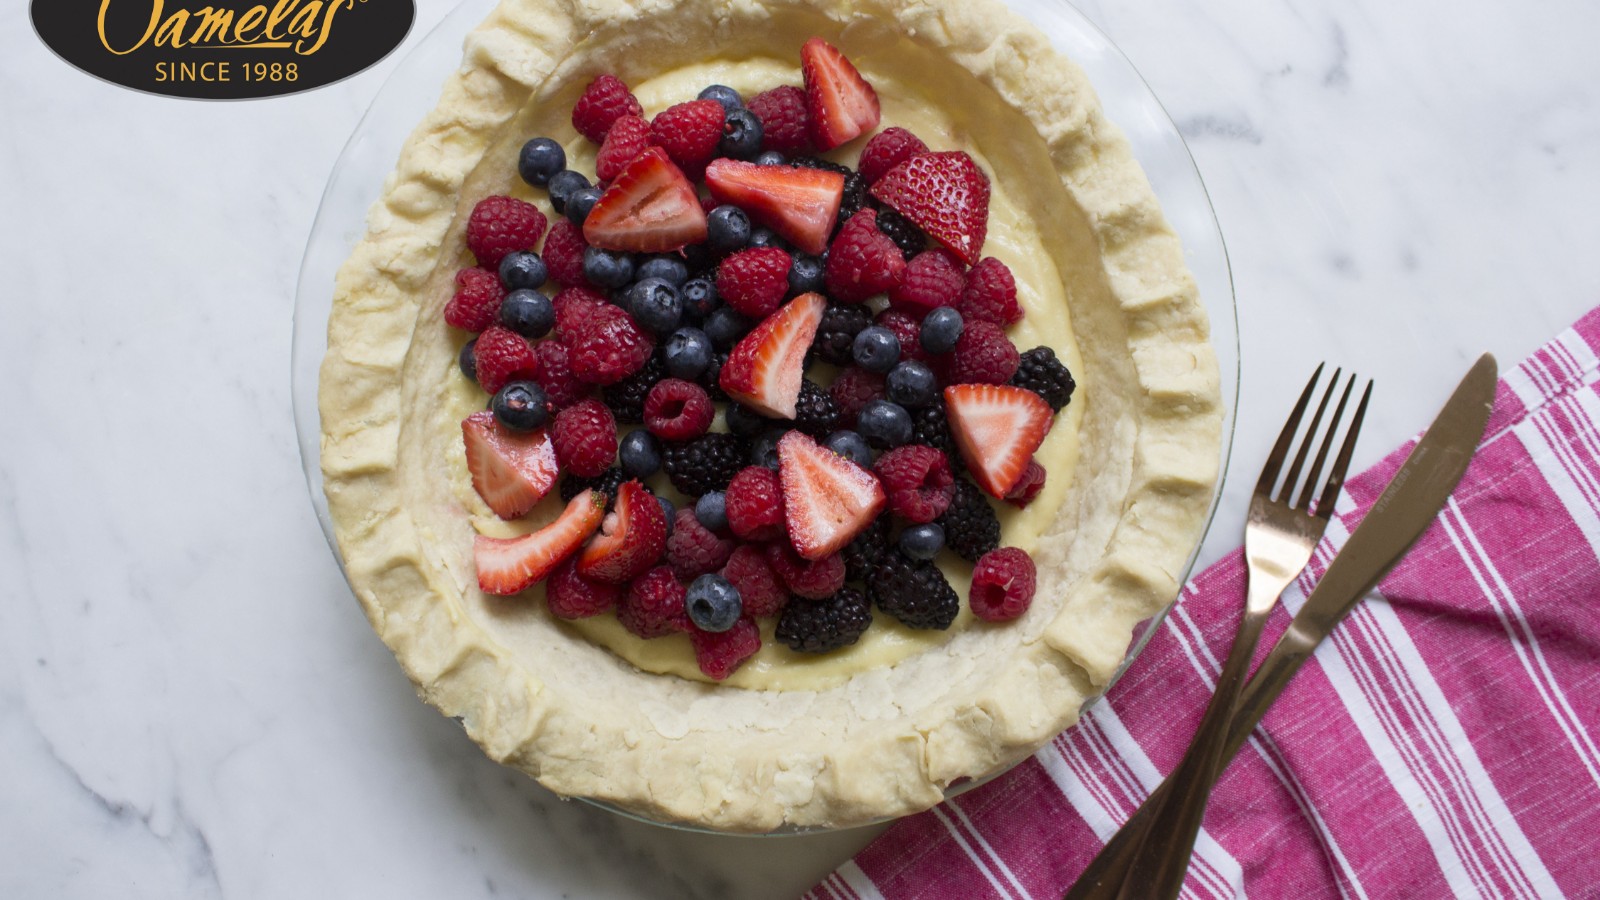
[319,0,1221,831]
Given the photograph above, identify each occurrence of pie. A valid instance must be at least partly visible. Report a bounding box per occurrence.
[318,0,1222,831]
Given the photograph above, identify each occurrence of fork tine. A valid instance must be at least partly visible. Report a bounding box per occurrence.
[1257,363,1325,496]
[1277,368,1342,506]
[1314,379,1373,518]
[1294,372,1357,510]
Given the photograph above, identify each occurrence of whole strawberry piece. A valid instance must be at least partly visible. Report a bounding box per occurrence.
[566,303,655,385]
[870,151,990,265]
[577,480,668,584]
[444,267,506,332]
[466,196,548,268]
[474,326,541,394]
[475,490,607,595]
[777,430,886,559]
[801,37,880,151]
[583,148,708,253]
[462,410,559,520]
[596,113,651,183]
[572,74,643,143]
[858,127,928,185]
[944,384,1053,498]
[825,209,905,303]
[746,85,812,155]
[550,398,617,477]
[649,99,725,180]
[717,247,793,319]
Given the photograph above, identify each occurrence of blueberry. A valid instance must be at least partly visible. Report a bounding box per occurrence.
[566,186,603,225]
[636,256,688,287]
[491,381,549,432]
[747,226,784,249]
[458,338,479,384]
[681,278,720,322]
[546,169,590,214]
[857,400,913,449]
[899,523,946,561]
[619,429,663,479]
[886,361,937,408]
[518,137,566,187]
[920,307,964,355]
[719,108,765,160]
[583,247,634,289]
[787,253,825,296]
[686,574,743,633]
[750,428,786,469]
[824,430,873,468]
[755,151,787,166]
[706,205,752,252]
[658,495,677,534]
[724,402,767,438]
[697,84,744,113]
[629,277,683,335]
[664,327,713,380]
[499,251,548,291]
[498,289,553,339]
[695,491,730,533]
[704,306,752,351]
[852,326,901,373]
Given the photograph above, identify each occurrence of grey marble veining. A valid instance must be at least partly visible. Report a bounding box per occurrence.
[3,0,1599,896]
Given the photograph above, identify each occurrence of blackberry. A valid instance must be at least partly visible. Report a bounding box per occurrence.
[837,171,867,225]
[1011,346,1077,412]
[809,303,872,366]
[699,351,730,402]
[776,587,873,653]
[869,549,959,630]
[841,515,889,582]
[939,479,1001,563]
[793,380,841,438]
[559,466,629,507]
[663,433,749,497]
[874,208,927,260]
[602,353,665,424]
[789,156,851,176]
[912,400,961,469]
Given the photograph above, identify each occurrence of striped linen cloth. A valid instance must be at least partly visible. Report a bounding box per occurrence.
[809,309,1600,899]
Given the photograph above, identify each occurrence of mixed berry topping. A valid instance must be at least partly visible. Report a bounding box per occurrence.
[446,40,1076,679]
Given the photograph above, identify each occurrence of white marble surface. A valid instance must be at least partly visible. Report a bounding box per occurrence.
[3,0,1598,896]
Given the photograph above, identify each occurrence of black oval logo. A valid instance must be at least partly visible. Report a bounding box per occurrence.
[31,0,415,101]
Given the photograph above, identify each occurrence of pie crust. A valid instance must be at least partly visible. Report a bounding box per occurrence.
[319,0,1222,831]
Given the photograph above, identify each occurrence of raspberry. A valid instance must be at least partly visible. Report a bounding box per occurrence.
[542,219,591,287]
[858,127,929,185]
[938,479,1000,563]
[1011,346,1077,413]
[560,466,627,505]
[691,615,760,680]
[776,587,872,653]
[888,249,966,314]
[665,508,736,579]
[648,100,725,180]
[874,445,955,523]
[946,319,1019,385]
[765,543,846,600]
[747,85,812,155]
[869,549,959,630]
[663,433,748,497]
[473,326,540,394]
[601,353,665,424]
[825,209,905,303]
[875,309,930,363]
[874,208,928,260]
[617,566,690,638]
[829,366,886,428]
[719,544,788,617]
[809,303,872,366]
[572,74,643,144]
[958,257,1022,325]
[596,114,650,184]
[444,267,506,332]
[644,378,715,441]
[841,514,889,581]
[567,304,655,385]
[793,380,840,438]
[716,247,793,319]
[550,399,617,477]
[466,196,548,269]
[552,285,608,343]
[546,558,621,619]
[532,340,589,409]
[1004,460,1046,508]
[969,547,1037,621]
[725,466,785,541]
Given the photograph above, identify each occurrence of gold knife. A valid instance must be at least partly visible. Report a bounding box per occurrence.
[1066,352,1498,899]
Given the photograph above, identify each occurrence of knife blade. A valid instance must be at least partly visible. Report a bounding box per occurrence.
[1065,352,1498,899]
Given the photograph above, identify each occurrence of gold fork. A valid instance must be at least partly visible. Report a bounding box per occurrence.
[1066,365,1371,900]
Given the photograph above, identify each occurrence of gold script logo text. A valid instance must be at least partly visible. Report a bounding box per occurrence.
[98,0,367,57]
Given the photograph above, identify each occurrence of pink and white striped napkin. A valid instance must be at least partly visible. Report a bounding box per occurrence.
[809,308,1600,899]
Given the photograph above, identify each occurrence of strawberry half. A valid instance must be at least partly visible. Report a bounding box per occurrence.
[870,151,991,265]
[719,292,827,418]
[461,410,559,519]
[582,147,708,253]
[800,37,880,151]
[475,490,607,595]
[944,384,1053,498]
[777,431,887,560]
[704,160,844,256]
[577,480,669,584]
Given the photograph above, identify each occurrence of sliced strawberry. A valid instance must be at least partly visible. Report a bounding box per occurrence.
[576,480,669,584]
[583,147,708,253]
[944,384,1053,498]
[719,292,827,418]
[800,37,880,151]
[704,159,844,256]
[870,151,991,265]
[461,411,558,519]
[475,490,607,595]
[777,430,886,560]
